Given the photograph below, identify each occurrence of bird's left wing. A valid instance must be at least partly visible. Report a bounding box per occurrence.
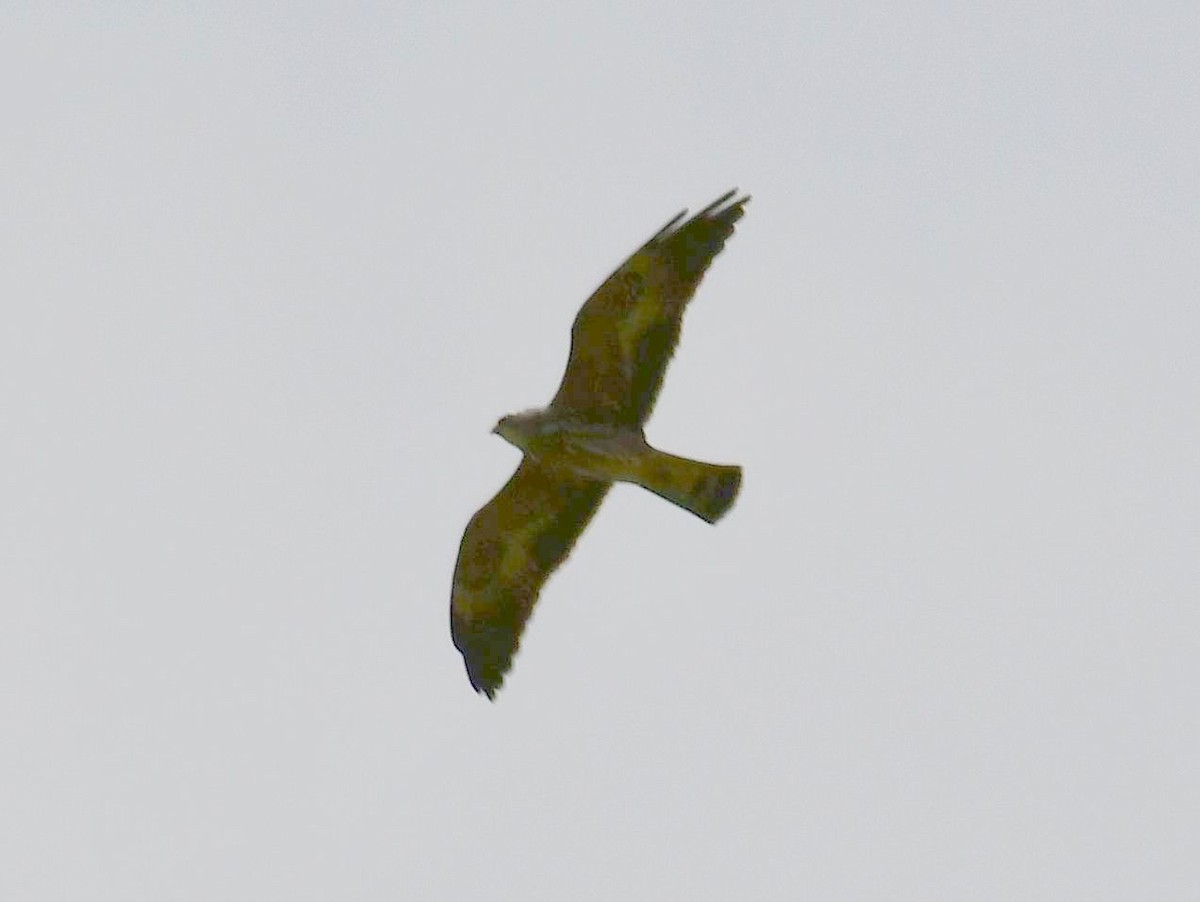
[450,460,609,698]
[550,190,749,425]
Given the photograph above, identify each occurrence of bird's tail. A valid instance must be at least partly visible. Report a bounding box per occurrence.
[631,448,742,524]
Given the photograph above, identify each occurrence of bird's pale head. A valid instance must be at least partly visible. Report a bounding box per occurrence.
[491,410,543,451]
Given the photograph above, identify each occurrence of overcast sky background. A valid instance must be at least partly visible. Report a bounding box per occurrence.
[3,3,1198,899]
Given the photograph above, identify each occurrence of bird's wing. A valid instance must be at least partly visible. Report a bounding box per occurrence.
[450,460,609,698]
[549,190,749,425]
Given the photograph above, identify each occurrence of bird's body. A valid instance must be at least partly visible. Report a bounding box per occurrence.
[451,191,750,698]
[494,409,741,523]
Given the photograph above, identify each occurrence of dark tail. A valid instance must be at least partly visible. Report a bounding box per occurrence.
[632,448,742,523]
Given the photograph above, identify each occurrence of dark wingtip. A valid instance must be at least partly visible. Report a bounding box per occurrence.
[654,190,750,285]
[465,656,501,700]
[649,209,689,242]
[699,188,743,216]
[648,190,749,244]
[451,609,513,700]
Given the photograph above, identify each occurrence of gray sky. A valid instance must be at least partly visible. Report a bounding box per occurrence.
[3,3,1198,899]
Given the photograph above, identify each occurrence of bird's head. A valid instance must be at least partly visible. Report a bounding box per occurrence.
[491,410,542,452]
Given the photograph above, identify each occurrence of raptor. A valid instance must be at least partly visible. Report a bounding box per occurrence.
[450,190,749,698]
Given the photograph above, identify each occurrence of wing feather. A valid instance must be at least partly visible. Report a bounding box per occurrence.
[550,190,750,425]
[450,460,609,698]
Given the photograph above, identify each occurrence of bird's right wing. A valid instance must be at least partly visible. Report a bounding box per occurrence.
[450,460,609,698]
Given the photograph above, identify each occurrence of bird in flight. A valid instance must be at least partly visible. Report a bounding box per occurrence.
[450,190,749,698]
